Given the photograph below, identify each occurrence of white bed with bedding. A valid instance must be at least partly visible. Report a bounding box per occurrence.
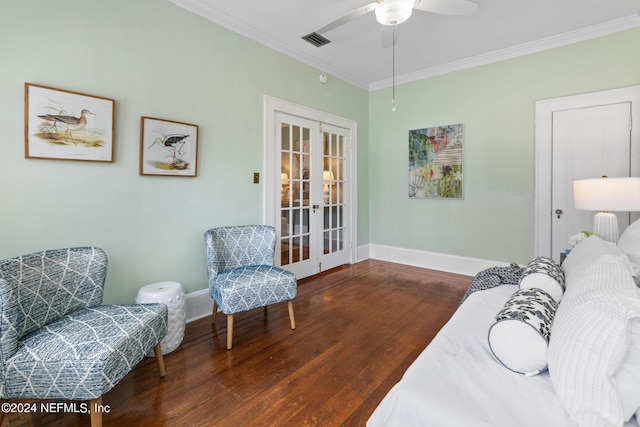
[368,230,640,427]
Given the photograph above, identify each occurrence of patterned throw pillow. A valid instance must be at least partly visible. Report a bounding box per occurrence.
[519,256,565,302]
[488,288,558,376]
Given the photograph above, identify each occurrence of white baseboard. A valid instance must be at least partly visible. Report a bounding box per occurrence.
[356,243,370,262]
[367,243,509,277]
[185,244,508,323]
[185,288,212,323]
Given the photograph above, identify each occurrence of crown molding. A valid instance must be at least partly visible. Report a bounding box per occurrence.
[169,1,639,93]
[168,0,371,90]
[369,14,640,91]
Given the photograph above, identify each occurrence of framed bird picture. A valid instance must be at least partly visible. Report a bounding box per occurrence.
[24,83,115,162]
[140,116,199,177]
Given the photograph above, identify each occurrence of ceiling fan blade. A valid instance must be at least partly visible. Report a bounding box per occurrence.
[413,0,478,16]
[316,2,379,34]
[381,25,399,49]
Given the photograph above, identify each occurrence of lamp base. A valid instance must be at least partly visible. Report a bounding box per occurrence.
[593,212,619,243]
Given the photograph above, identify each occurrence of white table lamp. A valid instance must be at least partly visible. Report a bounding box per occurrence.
[281,172,289,199]
[323,170,334,204]
[573,177,640,242]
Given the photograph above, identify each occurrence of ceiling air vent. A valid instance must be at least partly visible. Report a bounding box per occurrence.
[302,32,331,47]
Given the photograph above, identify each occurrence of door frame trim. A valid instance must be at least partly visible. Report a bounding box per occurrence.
[263,95,358,269]
[534,85,640,257]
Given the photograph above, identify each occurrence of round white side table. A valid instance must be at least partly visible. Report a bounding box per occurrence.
[136,281,186,355]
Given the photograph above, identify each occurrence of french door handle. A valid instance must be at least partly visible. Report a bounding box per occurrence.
[312,204,319,212]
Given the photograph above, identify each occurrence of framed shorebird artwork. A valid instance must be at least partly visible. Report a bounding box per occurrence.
[140,116,199,177]
[24,83,115,162]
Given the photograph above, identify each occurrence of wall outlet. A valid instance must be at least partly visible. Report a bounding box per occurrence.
[253,172,259,184]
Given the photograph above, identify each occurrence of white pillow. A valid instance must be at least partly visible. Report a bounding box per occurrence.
[616,318,640,422]
[548,255,640,427]
[488,288,557,376]
[618,218,640,280]
[519,256,565,302]
[562,235,631,284]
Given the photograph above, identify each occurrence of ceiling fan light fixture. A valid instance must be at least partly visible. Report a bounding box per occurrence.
[375,0,414,26]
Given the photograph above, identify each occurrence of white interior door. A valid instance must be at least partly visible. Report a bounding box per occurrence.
[535,86,640,260]
[551,103,632,260]
[264,97,356,279]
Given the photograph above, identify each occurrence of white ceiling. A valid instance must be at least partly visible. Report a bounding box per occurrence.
[169,0,640,91]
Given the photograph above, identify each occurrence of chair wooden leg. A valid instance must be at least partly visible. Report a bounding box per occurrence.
[154,343,166,377]
[212,301,218,324]
[227,314,234,350]
[90,396,103,427]
[288,300,296,330]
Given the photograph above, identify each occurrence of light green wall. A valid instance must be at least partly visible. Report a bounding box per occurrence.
[0,0,369,303]
[368,28,640,265]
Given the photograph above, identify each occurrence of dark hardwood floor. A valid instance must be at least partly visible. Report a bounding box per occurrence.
[3,259,471,427]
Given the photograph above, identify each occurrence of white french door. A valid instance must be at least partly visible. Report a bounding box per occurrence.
[277,114,317,276]
[265,97,356,279]
[318,122,350,272]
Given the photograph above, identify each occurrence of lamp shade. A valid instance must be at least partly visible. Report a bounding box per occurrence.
[375,0,413,26]
[573,177,640,212]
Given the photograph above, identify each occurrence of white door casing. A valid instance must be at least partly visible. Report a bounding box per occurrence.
[535,85,640,260]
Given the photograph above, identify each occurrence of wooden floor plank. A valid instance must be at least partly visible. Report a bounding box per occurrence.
[1,259,471,426]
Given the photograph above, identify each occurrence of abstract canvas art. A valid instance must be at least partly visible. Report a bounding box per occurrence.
[409,123,463,199]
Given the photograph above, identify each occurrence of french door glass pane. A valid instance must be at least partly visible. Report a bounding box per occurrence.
[323,131,345,256]
[281,123,311,265]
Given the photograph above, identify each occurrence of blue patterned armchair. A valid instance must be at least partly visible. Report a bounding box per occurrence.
[0,247,168,427]
[204,225,297,349]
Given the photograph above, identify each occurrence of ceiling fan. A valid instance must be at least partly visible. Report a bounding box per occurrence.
[302,0,479,47]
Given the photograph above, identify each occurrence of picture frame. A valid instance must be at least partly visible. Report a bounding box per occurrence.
[25,83,115,162]
[408,123,464,199]
[140,116,199,177]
